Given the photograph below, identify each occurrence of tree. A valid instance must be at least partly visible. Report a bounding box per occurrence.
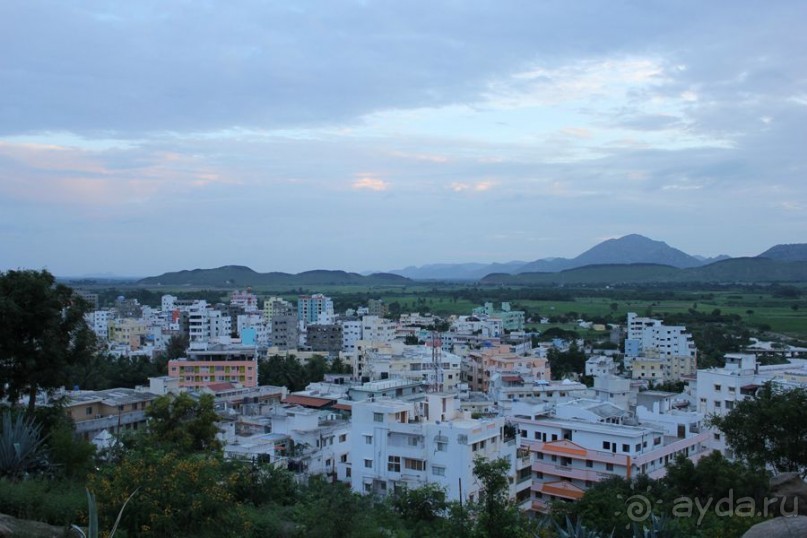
[143,393,222,454]
[0,270,95,414]
[709,382,807,474]
[472,456,534,538]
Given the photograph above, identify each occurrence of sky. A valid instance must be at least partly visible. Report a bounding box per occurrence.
[1,1,805,277]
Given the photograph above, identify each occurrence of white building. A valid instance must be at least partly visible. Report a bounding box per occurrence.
[508,399,708,513]
[349,392,520,503]
[188,301,232,345]
[695,354,807,456]
[339,319,362,353]
[361,315,396,344]
[585,356,617,377]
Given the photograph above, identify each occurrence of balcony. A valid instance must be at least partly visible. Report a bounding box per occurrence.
[532,461,615,482]
[533,481,585,501]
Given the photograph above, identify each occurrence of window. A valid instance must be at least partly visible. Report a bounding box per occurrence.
[585,460,593,468]
[602,441,611,450]
[432,465,446,476]
[606,463,614,471]
[364,459,372,468]
[622,444,629,453]
[408,436,419,447]
[714,384,721,392]
[85,407,93,415]
[341,454,347,463]
[364,435,372,444]
[339,434,347,443]
[436,441,447,452]
[714,433,721,441]
[388,456,401,472]
[404,458,425,471]
[714,401,722,408]
[373,412,384,423]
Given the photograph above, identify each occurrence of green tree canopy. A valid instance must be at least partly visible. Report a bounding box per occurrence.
[709,382,807,475]
[0,269,95,414]
[143,393,222,454]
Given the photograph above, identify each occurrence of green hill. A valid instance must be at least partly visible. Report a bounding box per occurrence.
[480,259,807,285]
[137,266,411,287]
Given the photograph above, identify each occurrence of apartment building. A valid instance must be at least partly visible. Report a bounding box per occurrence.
[298,294,334,325]
[65,387,158,442]
[168,343,258,388]
[349,392,520,503]
[509,400,708,513]
[465,345,551,392]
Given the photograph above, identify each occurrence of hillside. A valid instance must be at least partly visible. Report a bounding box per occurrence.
[757,243,807,262]
[137,266,410,287]
[391,234,715,279]
[480,258,807,285]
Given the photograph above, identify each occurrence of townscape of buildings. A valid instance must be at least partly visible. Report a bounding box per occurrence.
[51,291,807,514]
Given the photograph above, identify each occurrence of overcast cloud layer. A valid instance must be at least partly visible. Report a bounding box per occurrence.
[1,1,805,276]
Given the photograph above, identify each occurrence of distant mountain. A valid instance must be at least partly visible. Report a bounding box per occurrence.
[757,244,807,262]
[480,258,807,285]
[137,266,410,287]
[390,261,527,281]
[518,234,703,273]
[390,234,724,280]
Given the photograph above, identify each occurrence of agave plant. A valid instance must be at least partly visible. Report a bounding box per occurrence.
[0,409,47,479]
[554,516,615,538]
[71,488,138,538]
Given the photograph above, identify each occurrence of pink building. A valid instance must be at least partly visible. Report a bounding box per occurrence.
[168,343,258,388]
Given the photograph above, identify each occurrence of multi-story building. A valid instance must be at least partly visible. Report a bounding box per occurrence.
[263,296,293,322]
[298,294,334,325]
[585,355,617,377]
[509,399,708,513]
[349,392,519,503]
[86,310,112,340]
[361,315,395,344]
[465,345,551,392]
[694,354,807,456]
[472,302,526,331]
[269,312,298,350]
[168,343,258,388]
[230,289,259,312]
[367,299,387,318]
[307,324,344,355]
[631,355,695,383]
[188,301,232,344]
[64,387,158,443]
[360,343,463,392]
[489,376,588,405]
[339,318,362,353]
[108,318,148,350]
[237,313,268,347]
[625,312,697,361]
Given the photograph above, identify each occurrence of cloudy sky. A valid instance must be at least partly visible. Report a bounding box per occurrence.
[1,1,805,276]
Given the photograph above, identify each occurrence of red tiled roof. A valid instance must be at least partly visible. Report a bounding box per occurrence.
[283,394,336,408]
[332,403,352,411]
[502,375,523,383]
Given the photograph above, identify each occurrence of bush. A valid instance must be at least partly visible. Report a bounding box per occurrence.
[0,478,86,526]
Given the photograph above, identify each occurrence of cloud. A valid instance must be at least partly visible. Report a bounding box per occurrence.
[0,141,231,208]
[450,181,496,193]
[351,175,389,191]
